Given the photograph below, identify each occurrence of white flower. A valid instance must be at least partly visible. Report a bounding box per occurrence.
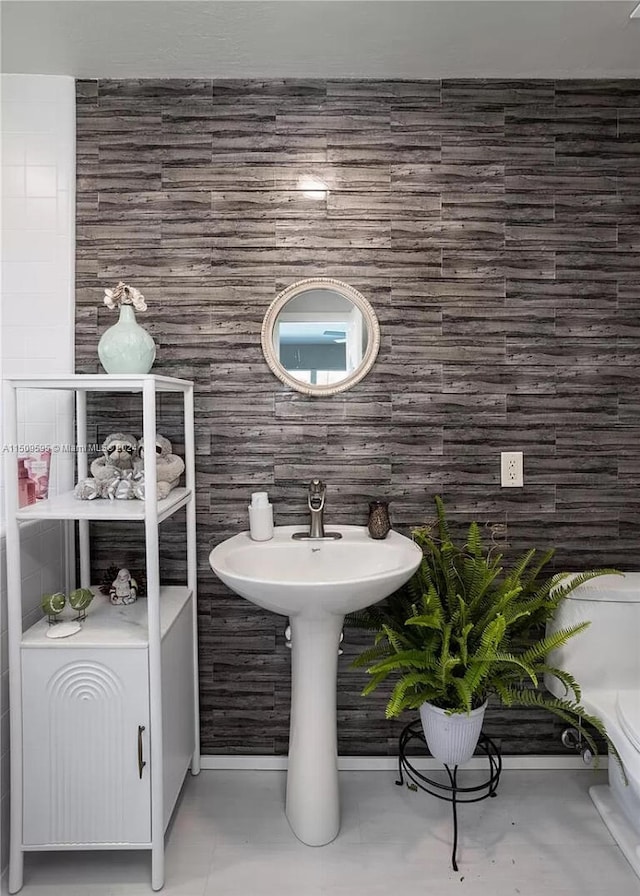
[103,281,147,312]
[103,288,118,310]
[128,285,147,312]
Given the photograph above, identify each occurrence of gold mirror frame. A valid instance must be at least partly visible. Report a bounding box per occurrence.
[260,278,381,397]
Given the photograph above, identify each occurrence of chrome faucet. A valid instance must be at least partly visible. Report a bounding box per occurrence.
[308,478,326,538]
[292,479,342,540]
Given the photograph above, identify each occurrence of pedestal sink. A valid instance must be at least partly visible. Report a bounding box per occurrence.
[209,525,422,846]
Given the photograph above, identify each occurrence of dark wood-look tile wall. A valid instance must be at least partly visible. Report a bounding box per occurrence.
[75,79,640,756]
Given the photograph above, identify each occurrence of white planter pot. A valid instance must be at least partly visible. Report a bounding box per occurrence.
[419,700,488,766]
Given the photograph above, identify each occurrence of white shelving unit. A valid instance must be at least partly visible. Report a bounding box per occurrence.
[2,374,200,894]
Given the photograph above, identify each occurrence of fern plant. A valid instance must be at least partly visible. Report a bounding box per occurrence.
[349,495,622,767]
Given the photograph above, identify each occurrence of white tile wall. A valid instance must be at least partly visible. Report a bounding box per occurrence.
[1,73,76,510]
[0,74,76,881]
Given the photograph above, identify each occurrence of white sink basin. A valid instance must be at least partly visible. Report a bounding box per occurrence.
[209,524,421,848]
[209,524,422,617]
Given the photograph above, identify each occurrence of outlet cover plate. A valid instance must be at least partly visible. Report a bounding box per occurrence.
[501,451,524,488]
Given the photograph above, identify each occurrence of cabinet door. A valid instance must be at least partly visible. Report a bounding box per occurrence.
[22,648,151,846]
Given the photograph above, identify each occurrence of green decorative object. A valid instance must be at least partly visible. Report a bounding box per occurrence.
[98,304,156,374]
[349,495,625,772]
[68,588,94,621]
[41,591,66,624]
[98,281,156,374]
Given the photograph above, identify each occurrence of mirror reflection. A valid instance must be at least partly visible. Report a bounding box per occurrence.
[275,288,368,388]
[261,279,380,397]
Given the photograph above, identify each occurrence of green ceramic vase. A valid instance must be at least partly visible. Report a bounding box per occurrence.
[98,304,156,374]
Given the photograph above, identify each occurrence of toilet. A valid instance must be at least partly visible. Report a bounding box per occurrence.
[545,573,640,879]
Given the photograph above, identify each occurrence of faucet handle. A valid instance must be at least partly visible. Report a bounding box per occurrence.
[308,478,325,510]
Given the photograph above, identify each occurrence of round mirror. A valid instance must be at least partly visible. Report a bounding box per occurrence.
[261,278,380,397]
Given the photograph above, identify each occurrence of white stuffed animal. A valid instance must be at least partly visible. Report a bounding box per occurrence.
[74,433,141,500]
[91,433,139,483]
[136,434,185,500]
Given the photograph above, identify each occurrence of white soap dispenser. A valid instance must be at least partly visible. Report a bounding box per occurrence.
[248,491,274,541]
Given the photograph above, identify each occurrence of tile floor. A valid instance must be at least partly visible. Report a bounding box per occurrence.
[6,768,640,896]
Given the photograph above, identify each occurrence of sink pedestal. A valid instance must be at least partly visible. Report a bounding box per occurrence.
[208,525,423,847]
[286,613,344,846]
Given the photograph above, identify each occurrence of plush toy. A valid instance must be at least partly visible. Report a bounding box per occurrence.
[136,434,185,500]
[74,477,108,500]
[75,433,143,500]
[91,433,138,483]
[74,432,184,502]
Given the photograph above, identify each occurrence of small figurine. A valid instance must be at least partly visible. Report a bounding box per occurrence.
[68,587,94,621]
[109,568,138,605]
[41,591,66,624]
[99,564,146,598]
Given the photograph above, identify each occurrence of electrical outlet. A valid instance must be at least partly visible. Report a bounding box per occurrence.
[501,451,524,488]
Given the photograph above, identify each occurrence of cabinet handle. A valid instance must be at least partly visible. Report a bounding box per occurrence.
[138,725,146,779]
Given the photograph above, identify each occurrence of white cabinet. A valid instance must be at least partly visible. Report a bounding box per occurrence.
[22,643,151,847]
[2,375,200,893]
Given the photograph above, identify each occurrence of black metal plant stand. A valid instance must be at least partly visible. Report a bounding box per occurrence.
[396,719,503,872]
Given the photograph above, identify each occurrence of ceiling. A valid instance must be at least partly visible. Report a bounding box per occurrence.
[1,1,639,80]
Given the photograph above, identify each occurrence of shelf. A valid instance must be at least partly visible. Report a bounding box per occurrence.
[4,374,193,393]
[16,487,191,523]
[4,371,199,891]
[22,588,192,649]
